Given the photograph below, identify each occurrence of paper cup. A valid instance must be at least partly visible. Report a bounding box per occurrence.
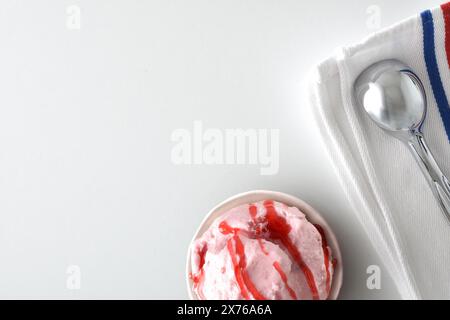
[186,190,343,300]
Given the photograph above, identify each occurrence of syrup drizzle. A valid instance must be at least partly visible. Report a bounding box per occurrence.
[220,221,267,300]
[314,224,331,295]
[262,200,320,300]
[248,204,269,255]
[226,238,250,299]
[273,261,298,300]
[189,244,208,298]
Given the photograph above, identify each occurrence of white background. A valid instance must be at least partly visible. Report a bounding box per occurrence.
[0,0,443,299]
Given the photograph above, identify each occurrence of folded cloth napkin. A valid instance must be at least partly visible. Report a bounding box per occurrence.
[309,3,450,299]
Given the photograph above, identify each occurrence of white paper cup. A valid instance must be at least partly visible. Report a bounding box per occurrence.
[186,190,343,300]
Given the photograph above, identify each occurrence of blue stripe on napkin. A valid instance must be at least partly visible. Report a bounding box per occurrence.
[421,10,450,141]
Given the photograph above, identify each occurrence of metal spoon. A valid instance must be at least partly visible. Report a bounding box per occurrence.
[354,59,450,223]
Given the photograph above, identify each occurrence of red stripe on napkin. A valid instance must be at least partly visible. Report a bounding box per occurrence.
[441,2,450,69]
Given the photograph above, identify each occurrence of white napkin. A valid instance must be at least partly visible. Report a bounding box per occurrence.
[309,3,450,299]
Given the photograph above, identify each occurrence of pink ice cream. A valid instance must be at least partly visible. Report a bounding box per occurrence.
[190,200,335,300]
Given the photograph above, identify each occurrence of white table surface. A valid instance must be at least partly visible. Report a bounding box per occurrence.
[0,0,443,299]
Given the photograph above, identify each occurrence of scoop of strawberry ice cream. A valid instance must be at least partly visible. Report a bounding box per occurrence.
[190,200,335,300]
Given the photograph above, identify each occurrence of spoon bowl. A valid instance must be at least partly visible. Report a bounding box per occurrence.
[355,60,426,137]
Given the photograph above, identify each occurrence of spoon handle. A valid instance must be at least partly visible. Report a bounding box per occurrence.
[408,131,450,223]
